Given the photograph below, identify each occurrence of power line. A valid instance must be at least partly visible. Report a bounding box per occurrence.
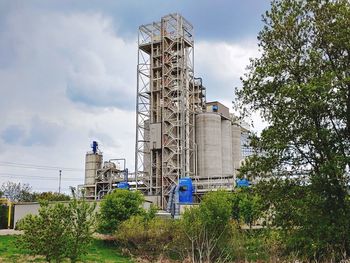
[33,187,73,191]
[0,169,82,178]
[0,161,83,172]
[0,173,83,182]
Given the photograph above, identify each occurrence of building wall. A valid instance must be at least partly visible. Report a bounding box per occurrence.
[13,203,40,228]
[12,200,152,229]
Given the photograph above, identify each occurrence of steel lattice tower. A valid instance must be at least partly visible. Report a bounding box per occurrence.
[135,14,205,208]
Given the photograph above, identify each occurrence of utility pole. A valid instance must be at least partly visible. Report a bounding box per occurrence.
[59,170,62,194]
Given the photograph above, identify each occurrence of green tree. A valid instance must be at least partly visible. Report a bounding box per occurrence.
[34,191,70,202]
[98,189,144,234]
[182,191,233,262]
[235,188,263,228]
[18,191,96,262]
[66,190,96,263]
[236,0,350,259]
[0,181,34,202]
[18,202,71,262]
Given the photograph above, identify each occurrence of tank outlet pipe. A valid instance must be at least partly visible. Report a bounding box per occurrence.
[124,168,129,182]
[166,185,176,213]
[174,184,180,218]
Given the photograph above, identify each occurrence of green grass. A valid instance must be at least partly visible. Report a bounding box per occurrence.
[0,235,133,263]
[81,239,132,263]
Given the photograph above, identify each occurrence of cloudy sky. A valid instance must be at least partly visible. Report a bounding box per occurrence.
[0,0,269,193]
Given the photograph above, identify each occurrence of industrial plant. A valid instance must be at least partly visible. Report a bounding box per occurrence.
[80,14,251,210]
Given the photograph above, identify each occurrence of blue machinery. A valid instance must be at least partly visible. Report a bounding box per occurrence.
[92,141,98,154]
[165,177,250,217]
[117,181,130,190]
[166,178,194,217]
[178,178,194,203]
[236,178,251,188]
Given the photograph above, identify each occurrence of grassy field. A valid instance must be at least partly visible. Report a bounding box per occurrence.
[0,235,133,263]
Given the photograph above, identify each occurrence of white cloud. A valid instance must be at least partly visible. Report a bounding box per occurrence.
[195,39,259,107]
[0,9,137,192]
[196,39,266,132]
[0,7,266,193]
[196,40,259,81]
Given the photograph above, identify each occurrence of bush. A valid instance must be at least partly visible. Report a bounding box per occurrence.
[230,188,264,228]
[34,191,71,202]
[115,213,191,262]
[17,202,71,262]
[181,190,233,262]
[113,190,283,262]
[66,192,96,262]
[17,194,96,262]
[98,189,144,234]
[115,216,177,259]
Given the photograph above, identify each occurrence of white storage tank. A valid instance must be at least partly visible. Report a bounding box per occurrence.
[196,113,222,179]
[85,152,102,185]
[232,125,242,175]
[221,120,233,177]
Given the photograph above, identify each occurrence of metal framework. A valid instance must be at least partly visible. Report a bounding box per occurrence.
[135,14,205,208]
[78,159,129,200]
[79,163,128,200]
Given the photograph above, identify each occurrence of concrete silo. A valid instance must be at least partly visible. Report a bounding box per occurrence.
[195,113,222,189]
[85,152,102,185]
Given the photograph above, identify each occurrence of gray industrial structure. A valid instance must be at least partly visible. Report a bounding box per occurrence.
[79,14,251,206]
[134,14,246,208]
[79,142,129,199]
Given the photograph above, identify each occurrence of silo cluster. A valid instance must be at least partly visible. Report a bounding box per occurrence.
[195,102,242,191]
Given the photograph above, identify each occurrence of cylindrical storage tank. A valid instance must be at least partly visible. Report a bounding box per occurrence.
[232,125,242,175]
[85,153,103,185]
[221,120,233,177]
[196,113,222,179]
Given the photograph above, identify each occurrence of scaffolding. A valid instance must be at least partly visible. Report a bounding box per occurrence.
[135,14,205,208]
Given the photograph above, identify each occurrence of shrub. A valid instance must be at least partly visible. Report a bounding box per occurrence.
[115,215,182,260]
[230,188,264,228]
[113,191,281,262]
[17,202,71,262]
[66,192,96,262]
[116,191,236,262]
[17,194,96,262]
[182,190,233,262]
[98,189,144,234]
[34,191,70,202]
